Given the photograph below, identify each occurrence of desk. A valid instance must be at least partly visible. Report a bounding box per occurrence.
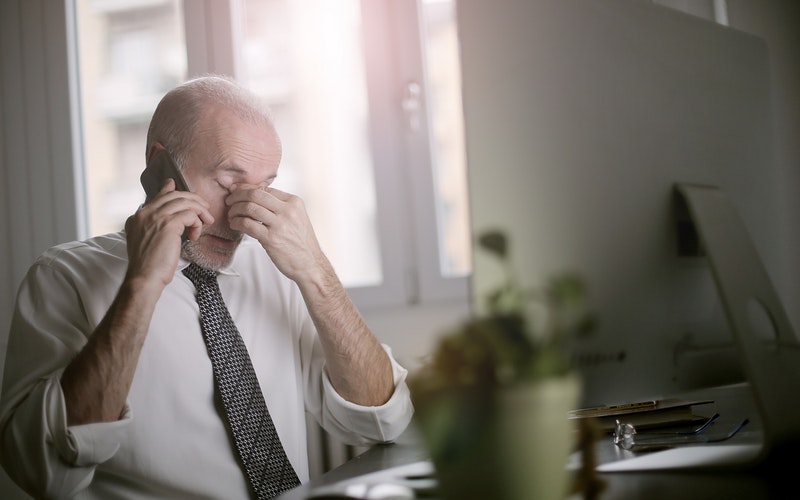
[279,384,797,499]
[279,435,792,499]
[276,430,428,500]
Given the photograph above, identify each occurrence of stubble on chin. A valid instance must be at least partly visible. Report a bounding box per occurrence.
[181,232,243,270]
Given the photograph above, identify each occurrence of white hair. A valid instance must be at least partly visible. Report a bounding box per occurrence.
[145,75,277,170]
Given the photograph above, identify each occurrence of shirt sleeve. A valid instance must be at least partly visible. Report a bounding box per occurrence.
[316,345,415,446]
[0,260,130,498]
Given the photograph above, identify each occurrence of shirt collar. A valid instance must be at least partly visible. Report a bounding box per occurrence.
[177,257,240,277]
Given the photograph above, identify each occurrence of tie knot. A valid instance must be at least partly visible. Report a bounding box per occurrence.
[182,262,217,287]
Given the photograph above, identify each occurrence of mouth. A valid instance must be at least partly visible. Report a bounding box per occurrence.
[203,232,242,252]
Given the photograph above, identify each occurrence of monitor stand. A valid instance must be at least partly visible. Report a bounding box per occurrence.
[676,183,800,461]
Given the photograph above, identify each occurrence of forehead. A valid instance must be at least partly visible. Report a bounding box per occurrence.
[191,105,282,177]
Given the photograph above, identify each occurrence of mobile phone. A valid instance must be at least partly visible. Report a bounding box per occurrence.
[140,149,190,204]
[140,149,192,241]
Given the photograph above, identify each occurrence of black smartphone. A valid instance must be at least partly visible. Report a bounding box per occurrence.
[140,149,192,241]
[140,149,190,204]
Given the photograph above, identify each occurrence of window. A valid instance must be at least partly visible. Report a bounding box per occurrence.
[420,0,470,279]
[239,0,382,288]
[74,0,469,308]
[75,0,187,237]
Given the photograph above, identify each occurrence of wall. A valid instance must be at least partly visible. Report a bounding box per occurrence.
[1,0,83,376]
[727,0,800,334]
[1,2,88,497]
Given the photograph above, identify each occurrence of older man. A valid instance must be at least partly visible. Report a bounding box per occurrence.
[0,76,413,499]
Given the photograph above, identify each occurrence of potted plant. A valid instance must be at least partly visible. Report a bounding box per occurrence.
[409,229,595,499]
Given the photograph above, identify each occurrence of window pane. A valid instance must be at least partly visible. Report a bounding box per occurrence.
[420,0,471,277]
[241,0,382,288]
[76,0,187,236]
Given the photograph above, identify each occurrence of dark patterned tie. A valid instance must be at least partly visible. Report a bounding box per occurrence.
[183,263,300,499]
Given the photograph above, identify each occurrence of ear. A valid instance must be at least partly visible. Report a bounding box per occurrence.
[146,142,166,164]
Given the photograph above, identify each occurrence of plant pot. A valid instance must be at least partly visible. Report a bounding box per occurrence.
[412,374,581,500]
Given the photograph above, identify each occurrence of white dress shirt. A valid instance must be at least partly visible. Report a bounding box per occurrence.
[0,232,413,499]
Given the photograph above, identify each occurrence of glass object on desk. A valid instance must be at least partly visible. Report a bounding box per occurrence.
[613,414,750,452]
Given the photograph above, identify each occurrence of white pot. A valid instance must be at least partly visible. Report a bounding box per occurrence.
[496,374,582,500]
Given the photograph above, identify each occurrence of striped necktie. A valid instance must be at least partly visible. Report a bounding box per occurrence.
[183,263,301,498]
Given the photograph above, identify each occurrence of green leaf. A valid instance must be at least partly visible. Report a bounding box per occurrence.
[478,230,508,260]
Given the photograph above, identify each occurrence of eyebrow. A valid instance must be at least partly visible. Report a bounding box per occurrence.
[217,163,277,184]
[219,164,247,175]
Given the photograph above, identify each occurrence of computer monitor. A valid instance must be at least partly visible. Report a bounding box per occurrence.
[457,0,784,406]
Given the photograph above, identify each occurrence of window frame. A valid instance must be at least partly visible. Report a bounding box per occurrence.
[182,0,468,309]
[3,0,468,315]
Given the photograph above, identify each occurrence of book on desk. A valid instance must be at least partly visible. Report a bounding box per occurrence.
[568,398,714,432]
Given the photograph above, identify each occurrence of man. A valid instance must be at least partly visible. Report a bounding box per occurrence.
[0,76,413,498]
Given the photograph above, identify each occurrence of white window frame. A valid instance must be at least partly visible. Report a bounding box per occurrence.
[182,0,468,309]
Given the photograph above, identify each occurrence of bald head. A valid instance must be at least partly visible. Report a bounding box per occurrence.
[146,76,278,170]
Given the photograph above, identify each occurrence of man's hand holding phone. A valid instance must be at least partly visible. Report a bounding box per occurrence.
[126,150,213,287]
[140,149,194,227]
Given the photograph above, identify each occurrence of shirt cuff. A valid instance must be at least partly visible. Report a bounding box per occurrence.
[321,345,414,443]
[45,375,132,467]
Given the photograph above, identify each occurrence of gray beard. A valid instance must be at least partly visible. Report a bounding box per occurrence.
[181,233,243,270]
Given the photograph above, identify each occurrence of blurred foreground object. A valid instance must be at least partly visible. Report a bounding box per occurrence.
[410,229,595,499]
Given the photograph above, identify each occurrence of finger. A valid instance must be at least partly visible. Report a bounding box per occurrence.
[148,180,211,210]
[185,225,203,241]
[146,190,213,220]
[159,178,176,194]
[156,196,215,225]
[179,208,208,241]
[229,214,267,237]
[154,205,210,242]
[227,200,274,227]
[262,186,292,202]
[226,185,288,219]
[196,204,215,226]
[226,183,269,204]
[228,183,289,203]
[135,195,215,243]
